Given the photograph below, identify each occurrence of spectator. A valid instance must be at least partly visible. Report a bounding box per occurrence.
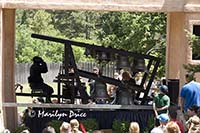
[151,113,170,133]
[180,72,200,112]
[42,126,56,133]
[113,72,120,80]
[187,105,200,118]
[70,119,83,133]
[28,56,54,103]
[151,127,163,133]
[129,122,140,133]
[164,121,181,133]
[153,85,170,126]
[60,122,71,133]
[168,106,185,133]
[186,115,200,133]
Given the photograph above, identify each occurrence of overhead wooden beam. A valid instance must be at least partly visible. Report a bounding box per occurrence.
[0,0,199,12]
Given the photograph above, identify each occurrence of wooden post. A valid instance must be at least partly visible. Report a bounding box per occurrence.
[0,9,17,131]
[166,12,187,85]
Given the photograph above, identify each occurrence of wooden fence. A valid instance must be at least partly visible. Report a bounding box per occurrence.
[15,62,115,84]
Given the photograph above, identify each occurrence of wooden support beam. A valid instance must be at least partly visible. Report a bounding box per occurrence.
[0,9,18,131]
[0,0,199,12]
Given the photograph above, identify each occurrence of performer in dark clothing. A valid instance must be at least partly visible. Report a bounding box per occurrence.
[28,56,54,103]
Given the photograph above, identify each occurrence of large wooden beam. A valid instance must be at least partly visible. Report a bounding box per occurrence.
[166,12,186,81]
[0,9,17,131]
[0,0,199,12]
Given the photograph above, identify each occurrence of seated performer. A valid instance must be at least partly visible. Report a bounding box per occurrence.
[28,56,54,103]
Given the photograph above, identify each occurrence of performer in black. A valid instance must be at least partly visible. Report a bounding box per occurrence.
[28,56,54,103]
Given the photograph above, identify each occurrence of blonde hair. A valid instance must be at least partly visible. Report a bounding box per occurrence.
[70,119,80,132]
[129,122,140,133]
[164,121,181,133]
[188,116,200,133]
[60,122,71,133]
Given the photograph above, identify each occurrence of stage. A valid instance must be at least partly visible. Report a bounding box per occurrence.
[3,103,154,133]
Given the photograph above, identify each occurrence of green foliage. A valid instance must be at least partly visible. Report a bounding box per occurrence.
[80,118,99,132]
[14,125,30,133]
[144,115,154,133]
[16,10,167,77]
[48,120,63,133]
[112,119,129,133]
[184,30,200,73]
[186,30,200,59]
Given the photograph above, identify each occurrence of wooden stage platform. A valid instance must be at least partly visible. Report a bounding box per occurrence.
[3,103,154,133]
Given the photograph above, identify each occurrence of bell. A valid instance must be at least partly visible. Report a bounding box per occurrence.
[116,88,134,105]
[93,81,109,102]
[132,58,147,72]
[116,56,130,69]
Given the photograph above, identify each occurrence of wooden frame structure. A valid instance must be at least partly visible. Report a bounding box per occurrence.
[1,0,200,131]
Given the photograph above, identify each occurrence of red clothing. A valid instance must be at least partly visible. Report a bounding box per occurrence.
[171,119,185,133]
[80,123,86,133]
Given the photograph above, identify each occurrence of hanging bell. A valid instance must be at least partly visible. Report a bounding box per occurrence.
[93,81,109,103]
[116,88,134,105]
[133,58,147,72]
[116,55,130,69]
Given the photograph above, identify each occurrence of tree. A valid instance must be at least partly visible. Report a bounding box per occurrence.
[16,10,167,77]
[183,31,200,75]
[96,12,166,77]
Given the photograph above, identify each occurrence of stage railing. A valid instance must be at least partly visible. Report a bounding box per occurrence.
[3,102,153,110]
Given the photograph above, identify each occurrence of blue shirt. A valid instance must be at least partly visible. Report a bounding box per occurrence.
[180,81,200,111]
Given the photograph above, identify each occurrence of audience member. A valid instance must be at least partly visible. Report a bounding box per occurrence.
[28,56,54,103]
[164,121,181,133]
[135,72,143,85]
[113,72,120,80]
[107,84,117,104]
[151,113,170,133]
[186,115,200,133]
[60,122,71,133]
[180,72,200,112]
[187,105,200,118]
[42,126,56,133]
[153,85,170,126]
[150,127,163,133]
[168,106,185,133]
[129,122,140,133]
[70,119,83,133]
